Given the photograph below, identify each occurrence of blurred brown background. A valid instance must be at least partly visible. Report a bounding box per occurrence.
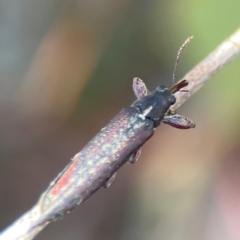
[1,0,240,239]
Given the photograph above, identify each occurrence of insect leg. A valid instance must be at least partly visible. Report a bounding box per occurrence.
[128,148,142,164]
[104,172,117,188]
[163,114,195,129]
[133,77,149,99]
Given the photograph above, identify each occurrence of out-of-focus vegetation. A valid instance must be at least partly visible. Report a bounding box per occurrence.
[0,0,240,239]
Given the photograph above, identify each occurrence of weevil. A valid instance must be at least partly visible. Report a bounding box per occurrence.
[40,38,195,218]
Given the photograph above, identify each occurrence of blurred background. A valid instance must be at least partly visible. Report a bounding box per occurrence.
[0,0,240,239]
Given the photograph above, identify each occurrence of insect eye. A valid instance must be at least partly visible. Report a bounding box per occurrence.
[168,96,176,105]
[156,86,167,92]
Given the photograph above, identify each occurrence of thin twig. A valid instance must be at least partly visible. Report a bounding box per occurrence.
[1,28,240,240]
[171,28,240,111]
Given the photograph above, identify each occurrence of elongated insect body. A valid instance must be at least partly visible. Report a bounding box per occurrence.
[40,84,180,219]
[40,107,154,217]
[38,38,193,220]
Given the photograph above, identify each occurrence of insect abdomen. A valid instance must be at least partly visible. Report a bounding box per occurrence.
[41,107,154,215]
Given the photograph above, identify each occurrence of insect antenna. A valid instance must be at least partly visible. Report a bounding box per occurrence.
[172,36,194,87]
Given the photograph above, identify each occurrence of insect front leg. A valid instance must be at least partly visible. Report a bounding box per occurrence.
[163,114,195,129]
[133,77,149,99]
[163,110,195,129]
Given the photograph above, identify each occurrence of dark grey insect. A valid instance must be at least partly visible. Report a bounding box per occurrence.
[40,39,195,218]
[41,79,191,218]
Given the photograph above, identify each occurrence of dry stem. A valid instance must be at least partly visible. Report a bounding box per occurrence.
[1,28,240,240]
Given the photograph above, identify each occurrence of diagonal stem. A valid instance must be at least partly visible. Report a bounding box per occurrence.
[1,28,240,240]
[171,28,240,111]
